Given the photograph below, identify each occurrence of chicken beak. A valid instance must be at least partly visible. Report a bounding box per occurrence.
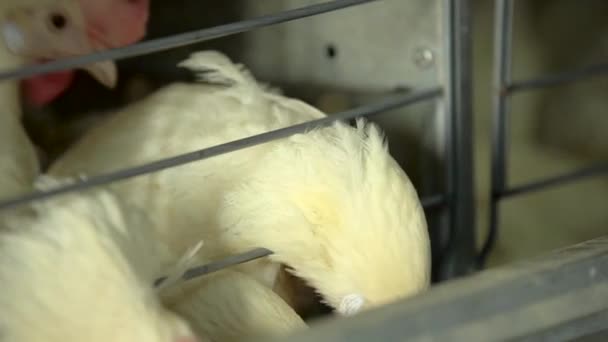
[78,35,119,89]
[82,60,117,88]
[0,16,119,89]
[70,34,118,89]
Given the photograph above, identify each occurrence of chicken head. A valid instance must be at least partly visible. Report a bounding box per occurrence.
[12,0,150,106]
[1,0,117,86]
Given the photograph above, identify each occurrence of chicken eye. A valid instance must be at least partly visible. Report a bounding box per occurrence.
[48,13,67,31]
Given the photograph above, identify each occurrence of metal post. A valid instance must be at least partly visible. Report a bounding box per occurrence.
[438,0,477,280]
[477,0,514,268]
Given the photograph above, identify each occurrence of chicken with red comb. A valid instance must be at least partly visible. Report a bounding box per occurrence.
[22,0,149,106]
[0,0,148,200]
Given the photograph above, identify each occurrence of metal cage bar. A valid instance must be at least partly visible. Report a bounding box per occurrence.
[0,0,605,338]
[479,0,608,267]
[0,0,603,285]
[438,0,476,280]
[0,0,381,82]
[0,2,450,283]
[502,163,608,199]
[0,88,443,212]
[478,0,513,268]
[135,0,473,284]
[508,62,608,93]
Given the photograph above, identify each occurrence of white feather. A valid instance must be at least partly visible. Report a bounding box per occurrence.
[0,187,201,342]
[48,50,431,331]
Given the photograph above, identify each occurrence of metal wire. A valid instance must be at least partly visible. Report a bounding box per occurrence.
[437,0,476,280]
[154,248,273,287]
[478,0,513,268]
[502,163,608,198]
[0,0,450,284]
[153,192,448,285]
[478,0,608,267]
[508,62,608,93]
[1,0,602,280]
[0,87,442,212]
[421,194,446,209]
[144,0,608,286]
[0,0,379,82]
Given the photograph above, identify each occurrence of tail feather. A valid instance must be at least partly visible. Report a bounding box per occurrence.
[177,50,281,95]
[155,240,204,290]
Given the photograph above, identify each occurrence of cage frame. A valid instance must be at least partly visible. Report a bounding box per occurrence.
[0,0,477,280]
[0,0,607,338]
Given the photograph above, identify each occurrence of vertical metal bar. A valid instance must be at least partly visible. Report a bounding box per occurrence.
[438,0,477,280]
[477,0,514,268]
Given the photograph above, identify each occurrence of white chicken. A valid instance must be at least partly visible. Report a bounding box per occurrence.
[0,1,207,340]
[0,180,202,342]
[19,0,150,107]
[23,176,305,342]
[47,50,431,318]
[0,0,148,200]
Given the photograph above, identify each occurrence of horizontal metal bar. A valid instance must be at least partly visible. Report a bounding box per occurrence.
[507,62,608,94]
[421,194,446,209]
[154,192,445,285]
[0,87,442,211]
[0,0,379,82]
[180,248,272,281]
[154,247,273,287]
[500,162,608,199]
[265,235,608,342]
